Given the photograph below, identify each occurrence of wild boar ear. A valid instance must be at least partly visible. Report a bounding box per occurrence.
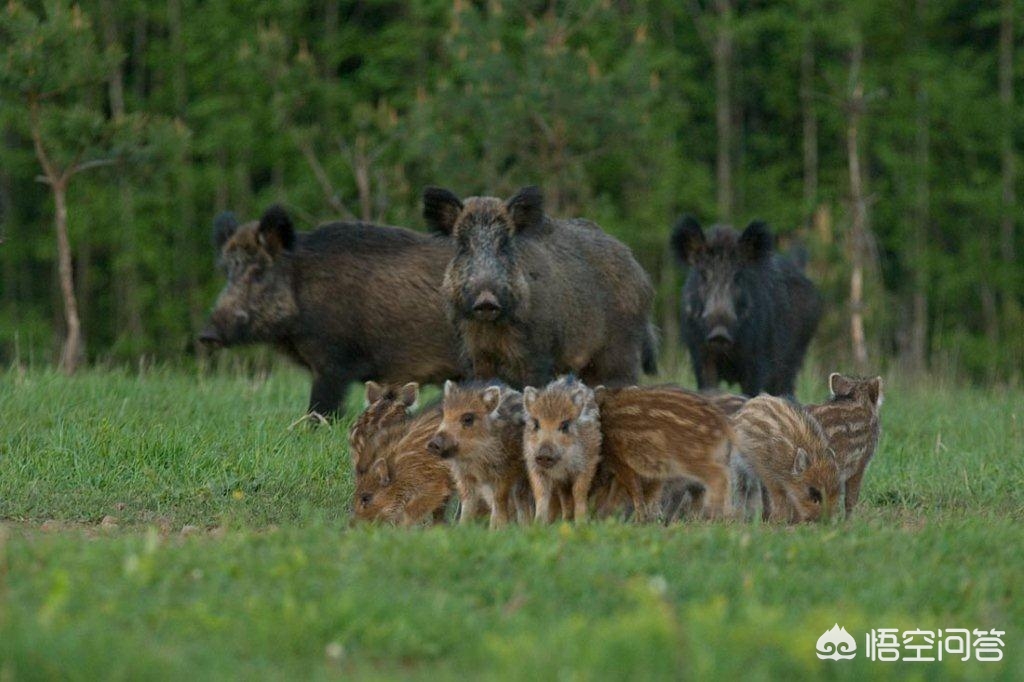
[505,186,544,234]
[257,205,296,254]
[481,386,502,413]
[792,448,811,475]
[670,215,706,265]
[570,387,588,409]
[443,380,456,401]
[213,211,239,250]
[522,387,538,412]
[739,220,774,263]
[828,373,855,398]
[423,187,463,235]
[399,382,419,408]
[868,377,883,407]
[369,458,390,487]
[365,381,384,406]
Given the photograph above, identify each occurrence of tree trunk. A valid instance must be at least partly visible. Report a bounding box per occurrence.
[846,39,869,372]
[800,29,818,230]
[999,0,1017,321]
[713,0,733,225]
[906,0,930,374]
[53,182,83,373]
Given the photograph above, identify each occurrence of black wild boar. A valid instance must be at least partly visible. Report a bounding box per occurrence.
[670,215,821,397]
[423,186,658,387]
[199,205,461,417]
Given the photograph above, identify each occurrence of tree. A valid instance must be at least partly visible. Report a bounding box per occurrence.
[0,1,121,372]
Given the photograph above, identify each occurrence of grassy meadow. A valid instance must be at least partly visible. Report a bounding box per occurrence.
[0,367,1021,680]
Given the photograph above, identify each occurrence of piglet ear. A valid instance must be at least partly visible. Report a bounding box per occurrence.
[213,211,239,250]
[365,381,384,406]
[670,215,706,265]
[443,380,456,401]
[738,220,773,262]
[399,382,419,409]
[423,187,463,235]
[868,377,883,407]
[481,386,502,413]
[369,458,390,487]
[506,186,544,234]
[828,373,855,398]
[570,387,588,408]
[522,387,538,412]
[792,448,811,475]
[257,204,296,254]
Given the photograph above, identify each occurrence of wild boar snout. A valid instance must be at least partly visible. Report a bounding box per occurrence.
[471,290,503,321]
[533,443,559,469]
[197,323,223,347]
[427,432,457,458]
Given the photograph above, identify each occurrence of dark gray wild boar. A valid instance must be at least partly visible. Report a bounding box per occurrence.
[199,205,460,417]
[423,186,658,387]
[671,215,821,397]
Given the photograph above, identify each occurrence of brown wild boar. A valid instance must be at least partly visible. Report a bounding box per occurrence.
[732,395,840,523]
[522,376,602,522]
[352,407,451,526]
[422,186,658,387]
[426,381,531,528]
[199,205,460,417]
[349,381,420,479]
[594,386,734,521]
[806,373,883,516]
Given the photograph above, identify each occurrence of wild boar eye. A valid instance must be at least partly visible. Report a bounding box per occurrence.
[559,420,571,433]
[460,413,475,428]
[532,418,540,431]
[359,492,373,506]
[808,487,822,504]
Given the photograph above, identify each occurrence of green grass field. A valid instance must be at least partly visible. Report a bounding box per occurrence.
[0,368,1021,680]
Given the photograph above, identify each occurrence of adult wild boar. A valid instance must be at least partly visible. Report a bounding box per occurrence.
[422,186,657,387]
[199,205,460,417]
[671,215,821,397]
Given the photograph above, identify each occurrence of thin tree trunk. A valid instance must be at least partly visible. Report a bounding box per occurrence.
[713,0,733,225]
[846,39,869,371]
[999,0,1017,321]
[53,182,83,373]
[800,30,818,230]
[907,0,930,374]
[354,134,373,222]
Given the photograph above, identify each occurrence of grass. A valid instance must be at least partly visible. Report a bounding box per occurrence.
[0,366,1021,680]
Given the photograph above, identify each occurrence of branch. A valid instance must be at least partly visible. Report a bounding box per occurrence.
[27,97,59,185]
[294,134,355,219]
[68,157,119,178]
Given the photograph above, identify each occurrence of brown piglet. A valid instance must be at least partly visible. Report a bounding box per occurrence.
[806,373,883,516]
[426,381,531,528]
[348,381,419,480]
[732,395,840,523]
[522,377,602,522]
[595,386,734,521]
[353,406,451,526]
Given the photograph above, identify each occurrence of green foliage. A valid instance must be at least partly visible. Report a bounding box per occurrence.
[0,368,1021,678]
[0,1,1020,379]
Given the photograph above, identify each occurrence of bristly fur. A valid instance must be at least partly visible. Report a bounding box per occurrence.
[732,395,840,523]
[430,186,657,389]
[201,205,462,417]
[806,373,883,516]
[670,215,821,397]
[522,376,602,522]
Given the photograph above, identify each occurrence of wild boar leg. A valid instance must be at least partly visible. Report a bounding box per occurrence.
[556,485,574,521]
[571,467,597,522]
[491,484,511,529]
[459,491,484,525]
[700,464,732,519]
[529,469,553,523]
[843,467,867,517]
[308,371,351,418]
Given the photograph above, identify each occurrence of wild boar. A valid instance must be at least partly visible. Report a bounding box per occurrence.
[426,381,531,528]
[522,376,602,522]
[352,407,451,526]
[422,186,658,388]
[806,373,883,516]
[671,215,821,397]
[348,381,420,479]
[732,395,841,522]
[594,386,734,521]
[199,205,460,417]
